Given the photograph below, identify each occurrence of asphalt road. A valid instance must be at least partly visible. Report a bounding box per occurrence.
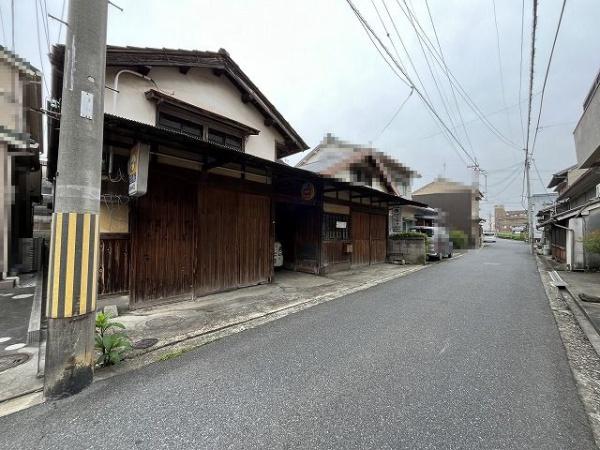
[0,240,595,449]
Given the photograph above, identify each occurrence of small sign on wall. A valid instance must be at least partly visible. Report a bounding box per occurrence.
[336,221,347,229]
[128,142,150,197]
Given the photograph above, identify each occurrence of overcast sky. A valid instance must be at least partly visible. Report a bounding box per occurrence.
[11,0,600,219]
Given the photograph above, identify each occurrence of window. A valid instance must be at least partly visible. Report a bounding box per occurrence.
[207,129,243,151]
[322,213,350,241]
[351,167,372,186]
[158,112,203,137]
[158,110,244,152]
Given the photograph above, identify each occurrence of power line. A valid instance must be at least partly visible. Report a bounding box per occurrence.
[424,0,475,156]
[392,0,521,151]
[491,0,511,133]
[379,0,477,164]
[57,0,67,43]
[372,87,414,142]
[38,0,51,54]
[532,158,549,193]
[0,4,6,46]
[349,0,476,166]
[517,0,526,146]
[401,0,471,160]
[530,0,567,158]
[34,0,50,97]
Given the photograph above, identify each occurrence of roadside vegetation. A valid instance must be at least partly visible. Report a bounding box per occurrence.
[449,230,468,249]
[583,230,600,255]
[95,312,131,367]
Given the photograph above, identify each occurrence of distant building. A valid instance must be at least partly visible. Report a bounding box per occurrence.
[296,134,428,233]
[412,178,483,248]
[0,46,43,279]
[494,205,527,233]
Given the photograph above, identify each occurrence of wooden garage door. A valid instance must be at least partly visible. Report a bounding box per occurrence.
[352,211,387,266]
[195,186,272,296]
[238,192,271,287]
[352,211,371,266]
[369,214,387,264]
[130,171,196,306]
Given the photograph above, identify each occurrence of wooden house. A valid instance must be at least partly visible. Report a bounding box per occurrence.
[47,45,420,308]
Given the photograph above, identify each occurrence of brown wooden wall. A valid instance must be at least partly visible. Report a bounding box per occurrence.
[98,233,130,296]
[130,167,273,306]
[352,211,371,266]
[130,171,196,305]
[352,211,387,267]
[195,187,272,296]
[369,214,387,264]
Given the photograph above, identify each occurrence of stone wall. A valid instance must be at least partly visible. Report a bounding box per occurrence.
[388,237,426,265]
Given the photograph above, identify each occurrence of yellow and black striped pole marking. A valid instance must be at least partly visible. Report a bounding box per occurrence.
[47,212,99,319]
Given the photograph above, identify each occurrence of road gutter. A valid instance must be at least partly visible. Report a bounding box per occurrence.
[536,256,600,447]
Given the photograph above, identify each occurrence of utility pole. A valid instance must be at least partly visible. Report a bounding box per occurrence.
[44,0,108,399]
[524,149,534,254]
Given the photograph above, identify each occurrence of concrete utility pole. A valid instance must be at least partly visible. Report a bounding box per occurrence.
[45,0,108,399]
[524,149,534,255]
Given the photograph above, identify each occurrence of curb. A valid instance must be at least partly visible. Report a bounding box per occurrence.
[119,265,430,361]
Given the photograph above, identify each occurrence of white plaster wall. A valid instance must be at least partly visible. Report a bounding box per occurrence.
[105,66,286,161]
[0,63,21,131]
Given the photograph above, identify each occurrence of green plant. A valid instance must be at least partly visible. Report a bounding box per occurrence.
[95,312,131,367]
[449,230,468,249]
[389,231,427,240]
[583,230,600,255]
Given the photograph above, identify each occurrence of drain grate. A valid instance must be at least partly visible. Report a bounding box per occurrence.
[0,353,31,373]
[132,338,159,350]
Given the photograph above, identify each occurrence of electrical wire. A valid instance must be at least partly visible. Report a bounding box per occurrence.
[424,0,474,155]
[394,0,521,151]
[378,0,473,164]
[37,0,51,54]
[57,0,67,43]
[530,0,567,158]
[491,0,511,133]
[34,0,50,97]
[372,87,414,142]
[0,4,6,46]
[401,0,467,158]
[532,158,549,193]
[517,0,526,147]
[348,0,476,166]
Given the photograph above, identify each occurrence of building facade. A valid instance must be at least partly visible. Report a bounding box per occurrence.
[296,134,428,234]
[494,205,527,233]
[412,178,483,248]
[0,47,42,279]
[48,45,418,308]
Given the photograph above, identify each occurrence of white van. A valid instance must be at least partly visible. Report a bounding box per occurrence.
[483,231,496,243]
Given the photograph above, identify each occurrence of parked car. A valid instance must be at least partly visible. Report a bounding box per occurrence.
[483,231,497,243]
[410,226,453,260]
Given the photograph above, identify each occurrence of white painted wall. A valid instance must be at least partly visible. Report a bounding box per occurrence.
[105,66,286,161]
[0,63,22,132]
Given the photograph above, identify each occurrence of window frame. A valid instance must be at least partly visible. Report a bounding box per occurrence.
[322,213,351,241]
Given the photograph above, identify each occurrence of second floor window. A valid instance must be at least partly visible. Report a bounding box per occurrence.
[158,113,203,138]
